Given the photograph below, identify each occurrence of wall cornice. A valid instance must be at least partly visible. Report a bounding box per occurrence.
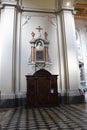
[0,1,74,14]
[0,2,21,12]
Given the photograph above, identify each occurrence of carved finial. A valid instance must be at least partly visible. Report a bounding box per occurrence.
[31,32,35,39]
[36,26,43,32]
[44,32,48,39]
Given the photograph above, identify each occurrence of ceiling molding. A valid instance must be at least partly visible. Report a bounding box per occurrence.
[74,2,87,19]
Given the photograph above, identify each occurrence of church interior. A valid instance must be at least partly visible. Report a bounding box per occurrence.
[0,0,87,129]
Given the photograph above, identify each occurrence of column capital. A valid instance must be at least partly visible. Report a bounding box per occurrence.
[1,0,17,5]
[58,0,74,11]
[0,4,3,9]
[0,0,22,11]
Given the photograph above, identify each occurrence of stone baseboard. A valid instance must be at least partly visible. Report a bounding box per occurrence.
[0,95,85,108]
[0,98,26,108]
[60,95,85,104]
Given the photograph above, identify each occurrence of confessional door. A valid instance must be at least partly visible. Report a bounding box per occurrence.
[36,77,50,105]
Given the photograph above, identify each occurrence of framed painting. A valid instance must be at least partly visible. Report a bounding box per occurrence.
[36,50,45,62]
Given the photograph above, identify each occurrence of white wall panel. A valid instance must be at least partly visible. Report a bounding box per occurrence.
[75,19,87,86]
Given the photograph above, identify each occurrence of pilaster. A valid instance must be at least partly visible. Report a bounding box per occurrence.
[58,0,74,11]
[0,0,22,99]
[57,0,83,103]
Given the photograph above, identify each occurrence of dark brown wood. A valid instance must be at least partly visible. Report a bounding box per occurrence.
[26,69,59,107]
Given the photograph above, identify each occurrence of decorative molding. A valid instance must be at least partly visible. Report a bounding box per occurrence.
[22,15,31,26]
[1,0,21,11]
[22,14,57,28]
[1,0,16,1]
[1,1,75,14]
[74,2,87,19]
[75,0,87,2]
[47,16,57,26]
[21,6,55,14]
[1,0,17,5]
[75,15,87,20]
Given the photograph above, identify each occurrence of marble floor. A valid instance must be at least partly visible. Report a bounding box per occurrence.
[0,104,87,130]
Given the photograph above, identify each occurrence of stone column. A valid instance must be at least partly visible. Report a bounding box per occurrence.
[31,46,35,62]
[57,0,82,103]
[45,46,48,62]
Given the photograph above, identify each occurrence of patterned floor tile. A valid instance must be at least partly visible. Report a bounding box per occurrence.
[0,104,87,130]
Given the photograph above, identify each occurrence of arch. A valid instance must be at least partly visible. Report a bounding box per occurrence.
[34,69,51,77]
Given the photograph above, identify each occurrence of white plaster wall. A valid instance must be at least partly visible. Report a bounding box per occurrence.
[75,19,87,85]
[0,7,59,99]
[80,28,87,85]
[0,0,81,99]
[20,12,59,93]
[22,0,55,10]
[0,7,15,99]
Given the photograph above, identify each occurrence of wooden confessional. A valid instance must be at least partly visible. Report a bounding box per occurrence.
[26,69,59,107]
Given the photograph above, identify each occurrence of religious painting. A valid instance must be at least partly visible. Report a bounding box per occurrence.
[35,40,44,50]
[36,50,44,62]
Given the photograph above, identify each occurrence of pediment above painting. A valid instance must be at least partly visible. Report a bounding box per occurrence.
[30,38,49,46]
[34,69,51,77]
